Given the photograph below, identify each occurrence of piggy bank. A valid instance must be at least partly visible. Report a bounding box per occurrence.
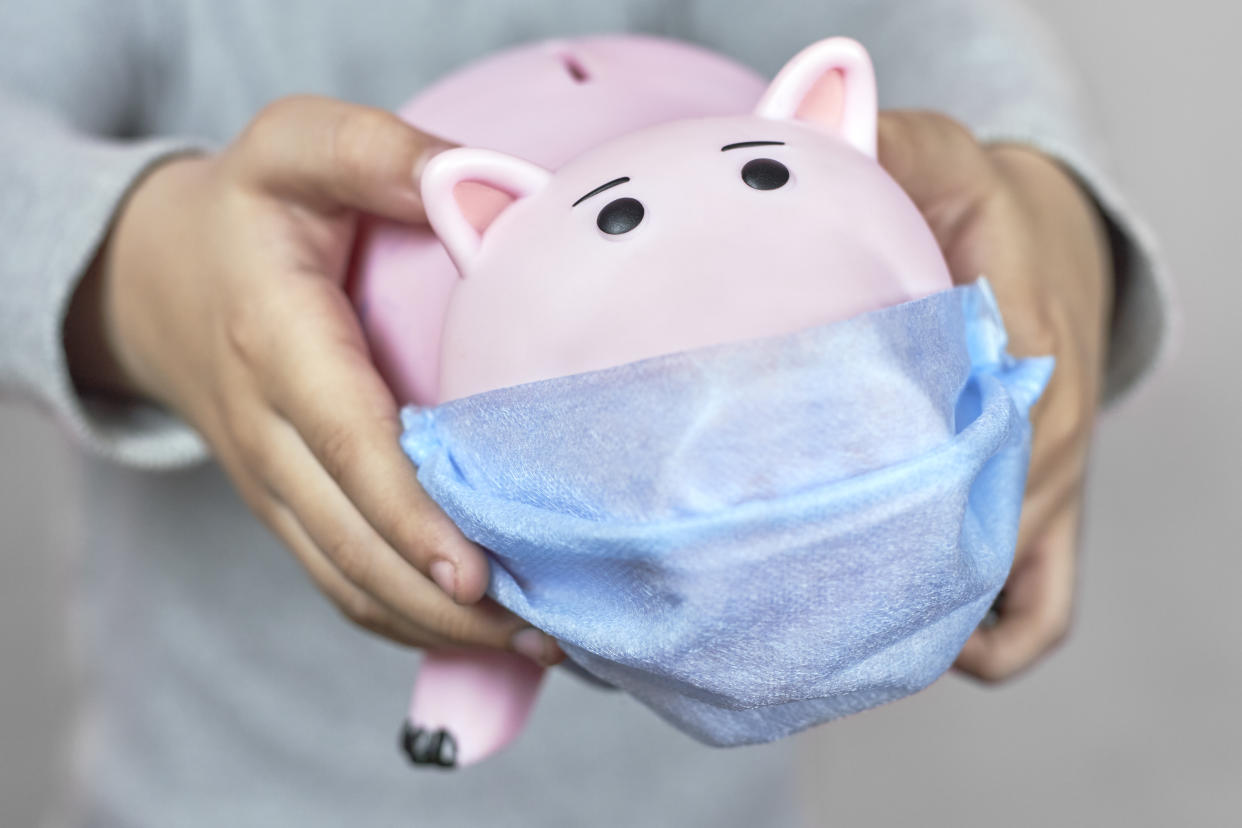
[351,35,953,768]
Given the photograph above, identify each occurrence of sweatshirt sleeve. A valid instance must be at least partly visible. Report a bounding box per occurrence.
[0,3,211,468]
[676,0,1173,406]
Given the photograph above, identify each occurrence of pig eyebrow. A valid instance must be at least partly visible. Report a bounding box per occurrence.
[721,140,785,151]
[572,176,630,207]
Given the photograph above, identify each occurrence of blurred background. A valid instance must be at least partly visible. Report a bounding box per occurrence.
[2,0,1237,825]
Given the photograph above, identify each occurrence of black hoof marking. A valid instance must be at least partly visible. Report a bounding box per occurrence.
[400,721,458,768]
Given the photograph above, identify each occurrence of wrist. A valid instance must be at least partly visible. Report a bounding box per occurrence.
[65,242,135,398]
[68,153,211,405]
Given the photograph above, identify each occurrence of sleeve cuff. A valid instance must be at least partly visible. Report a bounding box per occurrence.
[4,135,213,469]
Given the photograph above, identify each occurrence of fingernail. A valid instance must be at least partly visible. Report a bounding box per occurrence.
[430,559,457,601]
[511,627,553,666]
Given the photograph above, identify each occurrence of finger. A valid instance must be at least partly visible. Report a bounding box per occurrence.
[207,426,448,649]
[254,284,493,605]
[235,94,454,223]
[263,498,457,650]
[1025,349,1097,495]
[877,110,1000,281]
[1015,374,1085,551]
[1014,338,1096,552]
[1014,476,1080,569]
[1018,435,1086,556]
[954,499,1081,682]
[877,110,995,215]
[259,410,563,665]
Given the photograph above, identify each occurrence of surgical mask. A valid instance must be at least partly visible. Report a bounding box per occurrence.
[399,279,1052,746]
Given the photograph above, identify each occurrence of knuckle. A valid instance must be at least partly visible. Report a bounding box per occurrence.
[1022,317,1062,363]
[243,440,282,494]
[214,391,246,439]
[1056,356,1095,432]
[1044,612,1074,651]
[243,95,314,151]
[315,418,361,481]
[406,518,457,565]
[889,109,971,147]
[1032,381,1091,464]
[231,470,278,524]
[964,652,1012,684]
[338,592,386,631]
[327,109,390,182]
[223,300,273,372]
[1044,406,1087,462]
[222,404,269,471]
[975,662,1011,684]
[876,112,914,169]
[924,110,973,142]
[323,533,373,586]
[426,605,491,647]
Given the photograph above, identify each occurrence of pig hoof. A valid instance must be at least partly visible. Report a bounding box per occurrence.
[400,722,457,768]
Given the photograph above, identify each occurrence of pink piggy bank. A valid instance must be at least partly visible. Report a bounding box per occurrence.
[351,35,952,768]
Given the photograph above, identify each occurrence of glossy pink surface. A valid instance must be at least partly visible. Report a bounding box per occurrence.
[352,35,766,406]
[351,35,953,767]
[408,650,545,767]
[426,117,951,401]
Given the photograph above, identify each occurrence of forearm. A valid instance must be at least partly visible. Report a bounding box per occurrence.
[64,154,211,403]
[0,2,215,467]
[0,100,210,468]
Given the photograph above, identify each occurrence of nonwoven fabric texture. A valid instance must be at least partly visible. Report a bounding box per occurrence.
[400,279,1053,746]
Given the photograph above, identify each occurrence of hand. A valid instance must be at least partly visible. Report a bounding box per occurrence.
[66,95,563,665]
[877,111,1113,682]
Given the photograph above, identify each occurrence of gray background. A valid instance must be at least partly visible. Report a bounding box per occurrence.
[2,0,1237,824]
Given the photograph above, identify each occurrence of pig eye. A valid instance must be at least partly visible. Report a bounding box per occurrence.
[741,158,789,190]
[597,197,644,234]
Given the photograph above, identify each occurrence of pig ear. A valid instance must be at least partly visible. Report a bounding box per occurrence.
[754,37,877,158]
[421,148,551,276]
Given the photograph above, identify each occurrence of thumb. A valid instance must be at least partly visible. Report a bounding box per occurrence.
[876,110,997,247]
[234,94,455,223]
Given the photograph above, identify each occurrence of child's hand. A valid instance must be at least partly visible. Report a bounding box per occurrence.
[70,95,563,665]
[878,111,1113,682]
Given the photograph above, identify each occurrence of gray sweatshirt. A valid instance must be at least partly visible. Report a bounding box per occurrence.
[0,1,1170,826]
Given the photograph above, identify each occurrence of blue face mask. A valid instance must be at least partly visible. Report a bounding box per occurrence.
[400,280,1052,747]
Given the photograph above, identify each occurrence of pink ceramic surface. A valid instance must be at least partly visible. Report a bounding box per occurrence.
[352,35,766,406]
[404,650,544,767]
[352,35,952,768]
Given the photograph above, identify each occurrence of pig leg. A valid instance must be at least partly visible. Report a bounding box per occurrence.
[399,649,546,768]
